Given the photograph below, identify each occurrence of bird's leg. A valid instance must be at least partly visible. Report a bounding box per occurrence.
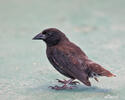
[49,79,77,90]
[56,79,80,85]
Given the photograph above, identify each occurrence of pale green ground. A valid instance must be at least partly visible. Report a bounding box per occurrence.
[0,0,125,100]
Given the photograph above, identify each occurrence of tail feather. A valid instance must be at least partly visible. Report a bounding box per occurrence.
[88,63,116,77]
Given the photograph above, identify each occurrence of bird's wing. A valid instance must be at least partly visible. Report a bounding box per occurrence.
[52,47,91,86]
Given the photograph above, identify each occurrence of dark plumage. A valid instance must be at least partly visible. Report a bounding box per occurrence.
[33,28,115,90]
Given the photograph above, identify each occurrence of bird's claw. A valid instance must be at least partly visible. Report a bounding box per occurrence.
[49,85,76,90]
[70,81,80,85]
[56,79,67,84]
[56,79,80,85]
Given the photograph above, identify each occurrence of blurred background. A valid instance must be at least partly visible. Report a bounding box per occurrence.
[0,0,125,100]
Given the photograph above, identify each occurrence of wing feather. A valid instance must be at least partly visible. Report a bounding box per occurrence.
[51,48,91,86]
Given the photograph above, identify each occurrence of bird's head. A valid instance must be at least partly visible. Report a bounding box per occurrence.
[33,28,68,46]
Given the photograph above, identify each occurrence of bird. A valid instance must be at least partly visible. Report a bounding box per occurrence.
[33,28,116,90]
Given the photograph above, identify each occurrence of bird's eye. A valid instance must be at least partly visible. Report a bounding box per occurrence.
[42,31,47,34]
[42,31,53,36]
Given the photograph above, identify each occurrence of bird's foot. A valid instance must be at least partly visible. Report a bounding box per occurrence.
[49,85,76,90]
[56,79,80,85]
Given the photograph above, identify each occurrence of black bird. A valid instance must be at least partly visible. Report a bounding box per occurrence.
[33,28,115,90]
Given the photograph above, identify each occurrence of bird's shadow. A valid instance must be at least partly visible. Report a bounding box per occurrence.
[27,84,113,94]
[49,85,112,93]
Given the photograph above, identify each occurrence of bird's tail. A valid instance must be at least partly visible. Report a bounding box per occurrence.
[88,63,116,77]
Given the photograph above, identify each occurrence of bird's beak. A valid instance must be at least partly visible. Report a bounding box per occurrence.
[32,33,46,40]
